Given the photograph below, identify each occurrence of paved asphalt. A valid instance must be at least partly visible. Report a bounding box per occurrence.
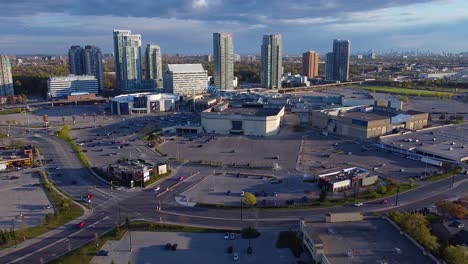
[0,127,466,263]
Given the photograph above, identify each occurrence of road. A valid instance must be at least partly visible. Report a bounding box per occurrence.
[0,128,466,263]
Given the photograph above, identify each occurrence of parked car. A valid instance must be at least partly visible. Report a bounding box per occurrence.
[233,253,239,261]
[224,232,229,240]
[381,199,389,205]
[229,233,235,240]
[354,202,364,207]
[154,186,161,192]
[240,191,245,197]
[179,176,185,182]
[96,250,108,256]
[45,204,53,209]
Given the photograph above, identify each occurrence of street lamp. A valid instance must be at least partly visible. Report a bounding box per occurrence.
[240,198,243,221]
[394,185,401,206]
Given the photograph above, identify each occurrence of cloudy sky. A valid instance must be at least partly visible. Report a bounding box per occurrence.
[1,0,467,55]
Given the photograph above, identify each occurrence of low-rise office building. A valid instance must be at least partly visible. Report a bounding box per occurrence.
[201,103,285,136]
[311,105,429,139]
[47,75,98,99]
[316,167,377,192]
[163,64,208,97]
[110,92,179,115]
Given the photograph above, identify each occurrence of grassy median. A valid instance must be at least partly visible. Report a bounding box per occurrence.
[361,86,453,98]
[56,125,90,168]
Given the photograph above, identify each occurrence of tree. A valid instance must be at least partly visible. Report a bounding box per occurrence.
[400,213,439,252]
[443,245,468,264]
[436,200,468,219]
[243,192,257,206]
[14,80,22,88]
[379,185,387,194]
[319,188,327,202]
[408,178,415,188]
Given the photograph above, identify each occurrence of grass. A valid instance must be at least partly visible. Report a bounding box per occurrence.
[0,171,84,249]
[56,125,90,168]
[0,108,24,115]
[129,221,228,233]
[276,231,303,257]
[361,86,453,98]
[422,167,462,182]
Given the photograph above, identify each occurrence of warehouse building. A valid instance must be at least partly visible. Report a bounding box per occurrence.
[380,123,468,163]
[201,103,285,136]
[110,92,179,115]
[299,215,437,264]
[311,105,429,139]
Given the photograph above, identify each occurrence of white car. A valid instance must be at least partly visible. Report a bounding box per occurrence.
[240,191,245,197]
[354,202,364,207]
[154,186,161,192]
[233,253,239,261]
[224,232,229,240]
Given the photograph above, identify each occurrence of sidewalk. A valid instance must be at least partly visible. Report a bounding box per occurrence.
[0,171,91,258]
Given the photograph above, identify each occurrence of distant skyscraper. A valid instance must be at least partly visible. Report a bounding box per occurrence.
[325,40,351,82]
[0,55,14,96]
[113,30,142,91]
[261,34,282,89]
[213,33,234,90]
[68,46,84,75]
[145,44,163,87]
[333,39,350,81]
[302,51,319,78]
[83,45,104,92]
[325,52,334,81]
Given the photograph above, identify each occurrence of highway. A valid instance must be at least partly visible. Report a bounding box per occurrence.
[0,128,466,263]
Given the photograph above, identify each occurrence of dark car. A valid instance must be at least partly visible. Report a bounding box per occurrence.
[171,244,178,251]
[96,250,108,256]
[165,243,172,250]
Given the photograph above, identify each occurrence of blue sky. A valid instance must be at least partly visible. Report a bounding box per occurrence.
[0,0,467,55]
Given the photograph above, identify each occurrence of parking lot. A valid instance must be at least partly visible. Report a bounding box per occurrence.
[0,170,53,229]
[160,135,301,171]
[299,132,441,181]
[180,173,319,206]
[91,230,297,264]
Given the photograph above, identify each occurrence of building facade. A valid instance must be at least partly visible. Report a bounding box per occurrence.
[261,34,282,89]
[333,39,350,81]
[113,29,143,91]
[47,75,98,98]
[145,44,163,88]
[302,51,319,79]
[110,92,178,115]
[68,46,84,75]
[163,64,208,96]
[68,45,104,92]
[213,33,234,90]
[325,52,334,81]
[201,104,285,136]
[0,56,14,96]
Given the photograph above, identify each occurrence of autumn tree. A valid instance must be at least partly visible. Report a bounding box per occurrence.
[243,192,257,206]
[436,200,468,219]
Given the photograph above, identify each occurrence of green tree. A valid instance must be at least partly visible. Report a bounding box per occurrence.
[400,213,439,252]
[408,178,415,188]
[243,192,257,206]
[379,185,387,194]
[443,245,468,264]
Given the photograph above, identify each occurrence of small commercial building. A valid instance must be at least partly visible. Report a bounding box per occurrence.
[107,160,169,186]
[201,103,285,136]
[110,92,178,115]
[311,105,429,139]
[316,167,377,192]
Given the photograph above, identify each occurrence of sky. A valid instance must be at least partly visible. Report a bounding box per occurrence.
[0,0,468,55]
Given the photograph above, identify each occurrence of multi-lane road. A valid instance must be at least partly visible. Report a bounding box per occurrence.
[0,128,466,263]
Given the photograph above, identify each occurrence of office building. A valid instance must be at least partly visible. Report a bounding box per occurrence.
[68,45,104,92]
[0,56,14,96]
[145,44,163,88]
[68,46,84,75]
[47,75,98,98]
[213,33,234,90]
[261,34,282,89]
[302,51,319,78]
[163,64,208,96]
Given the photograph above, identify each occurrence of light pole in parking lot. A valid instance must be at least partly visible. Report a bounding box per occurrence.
[240,198,243,221]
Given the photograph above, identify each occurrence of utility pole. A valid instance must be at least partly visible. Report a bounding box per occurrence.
[395,185,400,206]
[240,198,243,221]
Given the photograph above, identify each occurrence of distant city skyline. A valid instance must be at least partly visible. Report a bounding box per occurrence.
[0,0,467,55]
